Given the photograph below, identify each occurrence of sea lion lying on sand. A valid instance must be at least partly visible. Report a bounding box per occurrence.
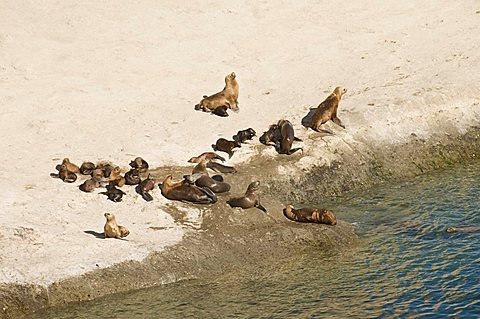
[283,204,337,225]
[159,175,217,204]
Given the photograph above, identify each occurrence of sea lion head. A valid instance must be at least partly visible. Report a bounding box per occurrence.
[333,87,347,99]
[104,212,115,221]
[446,227,457,233]
[321,209,337,226]
[246,181,261,192]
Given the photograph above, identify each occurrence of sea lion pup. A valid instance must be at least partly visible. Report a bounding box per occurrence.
[79,178,100,192]
[91,168,106,182]
[103,212,130,239]
[233,128,256,144]
[194,72,239,116]
[188,152,226,163]
[276,119,303,155]
[58,164,77,183]
[101,182,127,202]
[137,174,155,201]
[194,174,231,193]
[129,157,149,173]
[61,158,80,174]
[227,181,267,213]
[79,161,95,175]
[283,204,337,225]
[446,226,480,233]
[124,168,141,185]
[159,175,217,204]
[212,138,241,158]
[259,124,280,146]
[309,86,347,133]
[107,166,126,187]
[206,161,237,174]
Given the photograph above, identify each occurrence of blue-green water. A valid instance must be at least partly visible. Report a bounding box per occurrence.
[37,162,480,318]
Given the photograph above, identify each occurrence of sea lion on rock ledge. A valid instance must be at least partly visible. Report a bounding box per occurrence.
[308,86,347,133]
[212,138,241,159]
[283,204,337,225]
[159,175,217,204]
[129,157,149,173]
[194,72,239,116]
[227,181,267,213]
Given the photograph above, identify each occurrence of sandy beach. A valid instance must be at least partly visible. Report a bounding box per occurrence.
[1,0,479,315]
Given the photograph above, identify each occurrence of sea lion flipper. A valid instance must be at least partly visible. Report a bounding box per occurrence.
[201,187,217,203]
[256,202,267,213]
[294,137,303,142]
[332,116,345,128]
[212,106,229,117]
[142,192,153,202]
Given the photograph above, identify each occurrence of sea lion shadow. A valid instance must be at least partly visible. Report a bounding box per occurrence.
[301,109,316,128]
[84,230,105,239]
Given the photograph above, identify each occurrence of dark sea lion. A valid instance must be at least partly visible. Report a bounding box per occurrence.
[124,168,141,185]
[129,157,149,173]
[308,87,347,133]
[62,158,80,174]
[188,152,226,163]
[276,119,302,155]
[104,212,130,239]
[194,72,239,116]
[283,204,337,225]
[259,124,280,146]
[159,175,217,204]
[194,175,231,193]
[136,174,155,202]
[446,226,480,233]
[227,181,266,213]
[107,166,126,187]
[101,182,127,202]
[79,161,96,175]
[58,164,77,183]
[207,161,237,174]
[212,138,241,158]
[95,163,113,178]
[233,128,256,143]
[79,178,100,192]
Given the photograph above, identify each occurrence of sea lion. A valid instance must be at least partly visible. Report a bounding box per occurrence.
[206,161,237,174]
[446,226,480,233]
[212,138,241,158]
[101,182,127,202]
[259,124,280,146]
[107,166,126,187]
[309,87,347,133]
[79,178,100,192]
[283,204,337,225]
[276,119,302,155]
[194,174,231,193]
[91,168,106,182]
[58,164,77,183]
[129,157,149,173]
[159,175,217,204]
[192,159,209,175]
[79,161,96,175]
[227,181,266,213]
[62,158,80,174]
[124,168,141,185]
[188,152,226,163]
[136,174,155,201]
[233,128,256,144]
[103,212,130,239]
[194,72,239,116]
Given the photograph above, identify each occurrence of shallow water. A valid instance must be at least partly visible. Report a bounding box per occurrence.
[37,162,480,318]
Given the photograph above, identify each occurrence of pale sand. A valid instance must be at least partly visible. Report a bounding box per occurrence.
[0,0,479,285]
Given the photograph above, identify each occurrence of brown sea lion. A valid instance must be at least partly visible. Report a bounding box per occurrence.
[207,161,237,174]
[283,204,337,225]
[136,174,155,201]
[101,182,127,202]
[227,181,266,213]
[212,138,241,158]
[62,158,80,174]
[446,226,480,233]
[124,168,141,185]
[194,174,231,193]
[58,164,77,183]
[309,87,347,133]
[129,157,149,173]
[233,128,256,143]
[159,175,217,204]
[79,161,96,175]
[276,119,302,155]
[192,159,209,175]
[107,166,126,187]
[104,212,130,239]
[259,124,280,146]
[194,72,239,116]
[91,168,105,182]
[188,152,226,163]
[79,178,100,192]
